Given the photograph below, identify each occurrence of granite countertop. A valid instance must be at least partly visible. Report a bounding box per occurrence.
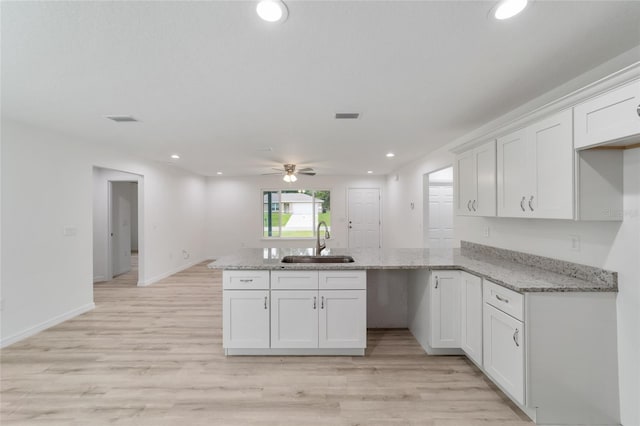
[208,244,617,293]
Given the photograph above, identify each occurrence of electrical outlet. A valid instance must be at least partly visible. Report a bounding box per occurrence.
[483,227,490,237]
[569,235,581,251]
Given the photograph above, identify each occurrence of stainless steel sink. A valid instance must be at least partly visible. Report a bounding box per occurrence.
[281,255,355,264]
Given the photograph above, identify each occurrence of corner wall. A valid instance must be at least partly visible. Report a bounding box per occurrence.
[1,120,207,346]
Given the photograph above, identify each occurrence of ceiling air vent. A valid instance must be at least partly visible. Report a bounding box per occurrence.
[105,115,138,122]
[335,113,360,119]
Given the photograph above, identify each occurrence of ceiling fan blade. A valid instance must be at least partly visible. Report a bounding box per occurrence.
[261,172,283,175]
[299,171,316,176]
[298,167,314,172]
[272,167,285,172]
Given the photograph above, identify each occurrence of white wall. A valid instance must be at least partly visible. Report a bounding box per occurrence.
[206,175,385,257]
[1,119,207,347]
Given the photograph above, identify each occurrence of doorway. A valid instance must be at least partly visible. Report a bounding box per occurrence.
[424,167,454,249]
[348,188,381,249]
[92,167,143,286]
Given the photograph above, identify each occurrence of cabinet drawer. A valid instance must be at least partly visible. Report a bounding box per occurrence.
[319,270,366,290]
[271,270,319,290]
[223,270,269,290]
[484,280,524,321]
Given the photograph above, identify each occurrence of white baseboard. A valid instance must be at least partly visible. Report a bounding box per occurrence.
[138,257,206,287]
[1,302,95,348]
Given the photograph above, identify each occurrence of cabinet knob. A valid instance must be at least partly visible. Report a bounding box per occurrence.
[313,296,317,309]
[520,196,526,212]
[435,276,439,289]
[264,296,268,310]
[472,200,477,212]
[321,296,325,309]
[637,104,640,118]
[528,195,535,212]
[467,200,472,211]
[513,328,520,347]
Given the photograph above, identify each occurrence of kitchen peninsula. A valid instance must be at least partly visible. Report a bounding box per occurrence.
[209,242,620,425]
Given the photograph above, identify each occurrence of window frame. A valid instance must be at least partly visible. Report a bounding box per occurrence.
[261,188,331,239]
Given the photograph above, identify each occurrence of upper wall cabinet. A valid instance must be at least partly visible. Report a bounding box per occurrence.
[455,140,496,217]
[497,109,574,219]
[574,79,640,149]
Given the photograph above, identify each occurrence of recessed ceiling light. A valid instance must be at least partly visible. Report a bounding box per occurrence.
[386,153,395,158]
[217,171,223,175]
[105,115,137,122]
[494,0,528,20]
[171,154,180,159]
[256,0,288,23]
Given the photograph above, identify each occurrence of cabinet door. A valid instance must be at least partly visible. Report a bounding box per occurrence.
[223,290,270,349]
[529,109,574,219]
[455,150,477,216]
[497,128,531,218]
[270,290,318,348]
[460,273,483,366]
[574,79,640,149]
[429,271,461,348]
[319,290,366,348]
[483,304,525,405]
[474,140,497,217]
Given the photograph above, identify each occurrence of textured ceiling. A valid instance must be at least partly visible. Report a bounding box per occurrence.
[2,1,640,176]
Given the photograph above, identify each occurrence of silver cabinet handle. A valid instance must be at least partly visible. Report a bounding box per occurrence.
[435,276,439,289]
[239,279,253,283]
[520,196,526,212]
[513,328,520,347]
[472,200,477,211]
[264,296,268,309]
[467,200,472,211]
[313,296,317,309]
[321,296,324,309]
[528,195,534,211]
[637,104,640,118]
[495,294,510,303]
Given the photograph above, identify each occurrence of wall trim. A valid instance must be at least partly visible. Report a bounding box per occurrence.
[1,302,95,348]
[138,257,207,286]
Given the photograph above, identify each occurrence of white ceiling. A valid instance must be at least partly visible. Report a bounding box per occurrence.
[2,1,640,177]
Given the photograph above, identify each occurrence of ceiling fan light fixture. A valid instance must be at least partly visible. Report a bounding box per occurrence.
[283,173,297,183]
[494,0,528,20]
[256,0,288,23]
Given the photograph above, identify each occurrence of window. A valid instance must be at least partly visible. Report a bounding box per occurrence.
[263,189,331,238]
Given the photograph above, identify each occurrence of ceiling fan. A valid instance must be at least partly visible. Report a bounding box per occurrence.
[263,164,316,182]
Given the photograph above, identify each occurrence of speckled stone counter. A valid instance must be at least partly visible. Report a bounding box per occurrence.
[208,242,617,293]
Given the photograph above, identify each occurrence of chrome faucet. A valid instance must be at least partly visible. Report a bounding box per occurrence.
[316,221,330,255]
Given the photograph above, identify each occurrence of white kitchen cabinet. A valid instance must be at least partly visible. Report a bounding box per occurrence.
[483,281,525,406]
[429,270,460,348]
[223,290,270,349]
[455,139,496,216]
[574,79,640,149]
[460,272,482,366]
[319,290,367,348]
[497,109,573,219]
[270,290,318,348]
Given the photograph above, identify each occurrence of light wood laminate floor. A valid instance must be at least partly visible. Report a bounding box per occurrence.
[1,261,532,425]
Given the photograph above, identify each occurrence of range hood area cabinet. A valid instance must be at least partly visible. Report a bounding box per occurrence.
[454,140,496,217]
[574,79,640,150]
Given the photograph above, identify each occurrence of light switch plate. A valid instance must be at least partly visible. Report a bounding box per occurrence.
[569,235,581,251]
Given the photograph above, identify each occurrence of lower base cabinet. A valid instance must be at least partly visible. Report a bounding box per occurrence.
[483,303,525,405]
[223,269,367,355]
[223,290,270,349]
[460,272,483,366]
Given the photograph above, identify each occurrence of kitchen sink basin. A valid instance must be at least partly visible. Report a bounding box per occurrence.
[281,255,355,264]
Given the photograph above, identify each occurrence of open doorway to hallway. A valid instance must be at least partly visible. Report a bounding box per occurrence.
[92,167,143,286]
[423,167,454,249]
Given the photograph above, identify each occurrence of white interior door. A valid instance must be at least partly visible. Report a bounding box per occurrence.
[427,184,454,249]
[348,188,381,249]
[111,182,132,277]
